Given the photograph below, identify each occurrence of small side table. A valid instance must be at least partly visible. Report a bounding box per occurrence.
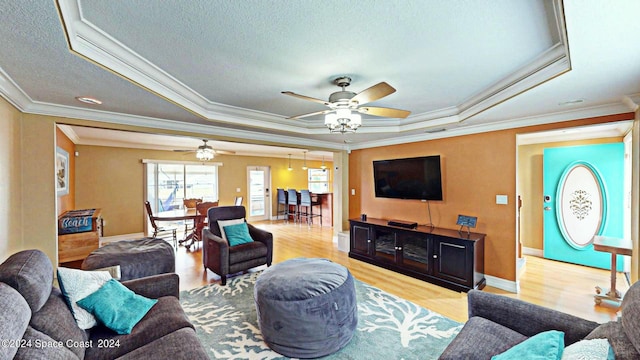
[593,235,632,308]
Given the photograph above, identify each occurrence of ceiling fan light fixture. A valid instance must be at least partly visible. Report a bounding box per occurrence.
[324,111,361,133]
[336,108,351,119]
[195,140,214,161]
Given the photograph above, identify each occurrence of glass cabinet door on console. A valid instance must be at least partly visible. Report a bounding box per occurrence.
[351,224,372,256]
[373,227,397,264]
[397,232,431,274]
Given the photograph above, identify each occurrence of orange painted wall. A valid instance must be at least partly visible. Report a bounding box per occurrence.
[349,113,634,282]
[55,127,75,216]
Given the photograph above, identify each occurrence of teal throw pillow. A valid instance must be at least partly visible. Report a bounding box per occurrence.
[492,330,565,360]
[77,279,157,335]
[223,222,254,246]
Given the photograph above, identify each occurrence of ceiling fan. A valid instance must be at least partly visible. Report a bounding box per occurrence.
[174,139,236,161]
[282,76,411,133]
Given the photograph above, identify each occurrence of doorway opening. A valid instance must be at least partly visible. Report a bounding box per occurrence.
[247,166,271,222]
[515,121,634,288]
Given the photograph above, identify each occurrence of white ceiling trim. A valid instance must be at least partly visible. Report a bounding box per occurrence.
[57,0,572,136]
[350,101,635,150]
[458,44,570,123]
[516,121,634,146]
[22,96,347,150]
[3,55,633,155]
[623,94,640,111]
[0,66,34,111]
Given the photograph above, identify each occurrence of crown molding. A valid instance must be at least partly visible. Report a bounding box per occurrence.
[20,97,347,150]
[56,0,572,136]
[349,101,633,150]
[623,93,640,111]
[0,66,34,110]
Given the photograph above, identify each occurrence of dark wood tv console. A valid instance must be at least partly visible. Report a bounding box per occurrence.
[349,217,485,292]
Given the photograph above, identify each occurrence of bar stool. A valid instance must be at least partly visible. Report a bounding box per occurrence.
[287,189,300,223]
[276,188,289,220]
[299,189,322,226]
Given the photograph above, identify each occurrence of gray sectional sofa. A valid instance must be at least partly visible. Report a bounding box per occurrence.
[0,249,209,359]
[440,279,640,359]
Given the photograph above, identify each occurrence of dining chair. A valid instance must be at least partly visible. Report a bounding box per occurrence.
[183,198,202,209]
[286,189,300,224]
[181,198,202,234]
[144,201,177,248]
[276,188,289,220]
[193,201,219,248]
[299,189,322,226]
[234,196,243,206]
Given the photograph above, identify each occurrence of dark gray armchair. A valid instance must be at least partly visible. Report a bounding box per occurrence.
[201,206,273,285]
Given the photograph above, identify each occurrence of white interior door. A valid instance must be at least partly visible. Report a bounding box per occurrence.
[247,166,270,221]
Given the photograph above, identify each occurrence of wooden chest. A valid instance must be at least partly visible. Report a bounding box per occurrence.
[58,209,102,263]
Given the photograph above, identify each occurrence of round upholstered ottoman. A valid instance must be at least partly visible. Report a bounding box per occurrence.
[81,238,175,281]
[254,258,358,358]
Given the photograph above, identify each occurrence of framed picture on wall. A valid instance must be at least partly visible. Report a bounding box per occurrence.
[56,147,69,196]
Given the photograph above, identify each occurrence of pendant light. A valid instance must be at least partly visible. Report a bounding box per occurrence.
[302,151,308,170]
[320,156,327,170]
[287,154,293,171]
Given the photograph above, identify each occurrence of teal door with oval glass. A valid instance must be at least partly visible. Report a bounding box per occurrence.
[543,143,624,270]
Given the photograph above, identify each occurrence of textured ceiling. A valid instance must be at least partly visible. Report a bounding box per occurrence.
[0,0,638,152]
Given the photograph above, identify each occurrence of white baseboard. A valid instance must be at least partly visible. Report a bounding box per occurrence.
[522,247,543,257]
[485,275,520,293]
[99,232,145,245]
[336,231,349,252]
[517,257,527,277]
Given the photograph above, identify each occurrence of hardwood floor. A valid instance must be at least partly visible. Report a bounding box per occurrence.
[175,220,628,324]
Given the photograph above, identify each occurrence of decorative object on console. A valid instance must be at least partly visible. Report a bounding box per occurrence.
[388,219,418,229]
[456,215,478,236]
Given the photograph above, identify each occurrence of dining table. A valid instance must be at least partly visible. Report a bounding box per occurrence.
[155,208,205,250]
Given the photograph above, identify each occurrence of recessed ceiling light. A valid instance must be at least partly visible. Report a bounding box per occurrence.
[558,99,584,106]
[75,96,102,105]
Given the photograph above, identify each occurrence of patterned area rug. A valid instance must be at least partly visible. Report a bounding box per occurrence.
[180,271,461,359]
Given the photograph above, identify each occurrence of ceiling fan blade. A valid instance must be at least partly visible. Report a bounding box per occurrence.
[358,106,411,119]
[214,150,236,155]
[288,109,332,120]
[281,91,329,105]
[350,82,396,106]
[173,149,194,153]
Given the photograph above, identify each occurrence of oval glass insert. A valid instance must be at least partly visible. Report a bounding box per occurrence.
[555,162,607,249]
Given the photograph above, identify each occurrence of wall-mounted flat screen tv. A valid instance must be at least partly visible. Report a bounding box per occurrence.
[373,155,443,201]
